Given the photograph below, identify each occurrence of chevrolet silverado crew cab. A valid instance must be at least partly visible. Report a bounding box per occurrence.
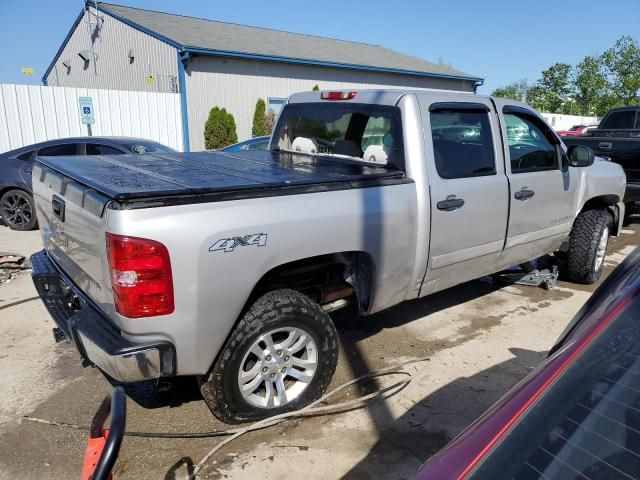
[31,90,626,423]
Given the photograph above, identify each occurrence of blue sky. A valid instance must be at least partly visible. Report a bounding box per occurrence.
[0,0,638,93]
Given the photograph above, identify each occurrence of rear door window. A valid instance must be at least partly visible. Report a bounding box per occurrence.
[38,144,78,156]
[430,108,496,179]
[17,150,35,161]
[86,144,125,155]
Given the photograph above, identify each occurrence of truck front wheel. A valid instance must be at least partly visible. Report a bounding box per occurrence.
[200,289,338,424]
[566,209,612,284]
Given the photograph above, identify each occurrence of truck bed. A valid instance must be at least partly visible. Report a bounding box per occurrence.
[35,149,405,205]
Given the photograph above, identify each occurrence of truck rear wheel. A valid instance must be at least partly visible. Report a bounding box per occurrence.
[566,209,612,284]
[200,289,338,424]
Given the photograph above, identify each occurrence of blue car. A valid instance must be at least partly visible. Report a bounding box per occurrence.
[221,136,271,153]
[0,137,174,231]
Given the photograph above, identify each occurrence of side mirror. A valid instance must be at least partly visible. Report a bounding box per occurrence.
[566,145,594,167]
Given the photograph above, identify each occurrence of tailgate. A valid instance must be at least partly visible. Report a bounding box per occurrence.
[32,162,114,310]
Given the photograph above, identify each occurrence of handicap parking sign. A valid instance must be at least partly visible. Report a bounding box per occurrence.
[78,97,95,125]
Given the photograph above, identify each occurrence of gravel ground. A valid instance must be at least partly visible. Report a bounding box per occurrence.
[0,218,638,480]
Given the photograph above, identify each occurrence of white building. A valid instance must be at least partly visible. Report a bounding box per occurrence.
[45,2,483,151]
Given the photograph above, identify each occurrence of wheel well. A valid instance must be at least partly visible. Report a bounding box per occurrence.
[246,252,375,314]
[579,195,621,234]
[0,186,31,200]
[581,195,618,212]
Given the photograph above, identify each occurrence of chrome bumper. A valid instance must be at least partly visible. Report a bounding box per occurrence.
[31,250,175,383]
[77,331,164,383]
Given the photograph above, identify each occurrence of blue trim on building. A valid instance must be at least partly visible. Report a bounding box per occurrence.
[177,51,191,152]
[183,46,485,85]
[42,9,86,84]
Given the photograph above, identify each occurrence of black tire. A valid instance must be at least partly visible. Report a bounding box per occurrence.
[566,209,612,284]
[0,189,38,231]
[200,289,338,424]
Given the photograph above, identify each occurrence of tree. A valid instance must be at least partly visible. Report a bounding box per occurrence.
[491,79,529,101]
[602,36,640,105]
[204,107,238,149]
[526,85,547,111]
[252,99,266,137]
[573,55,610,116]
[533,63,573,113]
[225,110,238,145]
[312,84,320,91]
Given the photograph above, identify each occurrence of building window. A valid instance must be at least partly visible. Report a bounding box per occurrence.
[267,97,285,116]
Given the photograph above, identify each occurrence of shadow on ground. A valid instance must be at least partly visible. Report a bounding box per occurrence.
[340,347,546,479]
[624,211,640,227]
[125,277,505,410]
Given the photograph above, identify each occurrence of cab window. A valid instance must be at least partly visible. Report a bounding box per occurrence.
[430,109,496,179]
[505,114,558,173]
[274,103,404,168]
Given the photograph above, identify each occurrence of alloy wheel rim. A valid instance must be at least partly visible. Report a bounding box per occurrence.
[1,193,32,228]
[594,226,609,272]
[237,326,318,409]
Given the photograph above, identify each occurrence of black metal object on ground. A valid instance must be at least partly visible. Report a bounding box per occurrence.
[494,266,559,290]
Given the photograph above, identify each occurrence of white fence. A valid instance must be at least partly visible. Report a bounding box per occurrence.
[540,112,601,132]
[0,84,184,154]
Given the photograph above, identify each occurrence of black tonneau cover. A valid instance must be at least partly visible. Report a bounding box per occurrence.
[36,150,404,202]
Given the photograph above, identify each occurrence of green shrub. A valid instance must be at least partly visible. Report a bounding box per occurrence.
[204,107,238,149]
[252,99,266,137]
[312,84,320,91]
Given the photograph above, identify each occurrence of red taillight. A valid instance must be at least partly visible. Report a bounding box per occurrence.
[320,91,357,100]
[106,233,174,318]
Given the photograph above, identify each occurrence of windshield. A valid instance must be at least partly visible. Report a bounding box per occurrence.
[120,142,175,154]
[272,103,404,168]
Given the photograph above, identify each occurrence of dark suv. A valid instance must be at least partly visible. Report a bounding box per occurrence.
[0,137,174,230]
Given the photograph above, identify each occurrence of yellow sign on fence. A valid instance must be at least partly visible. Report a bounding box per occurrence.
[145,75,156,84]
[21,67,34,75]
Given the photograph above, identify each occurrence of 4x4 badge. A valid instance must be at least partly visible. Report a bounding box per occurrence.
[209,233,268,253]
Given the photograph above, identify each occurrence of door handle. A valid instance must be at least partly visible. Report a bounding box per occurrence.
[598,142,612,150]
[436,195,465,211]
[514,188,535,201]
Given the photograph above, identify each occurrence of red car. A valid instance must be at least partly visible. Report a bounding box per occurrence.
[415,246,640,480]
[556,125,589,136]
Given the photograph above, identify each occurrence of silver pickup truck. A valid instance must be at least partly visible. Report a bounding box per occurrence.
[31,90,625,423]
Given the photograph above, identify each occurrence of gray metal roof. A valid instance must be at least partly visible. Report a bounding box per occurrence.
[98,3,481,81]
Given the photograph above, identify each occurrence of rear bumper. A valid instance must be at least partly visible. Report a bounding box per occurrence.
[30,250,176,383]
